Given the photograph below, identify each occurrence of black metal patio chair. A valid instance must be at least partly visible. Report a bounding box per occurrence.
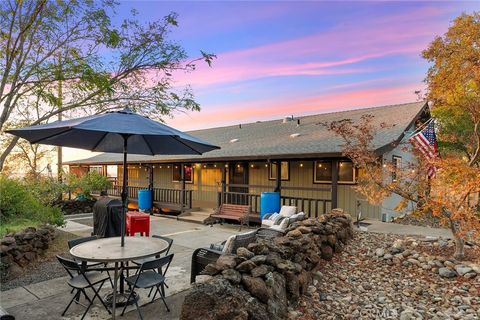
[121,254,174,320]
[56,255,111,320]
[67,235,114,287]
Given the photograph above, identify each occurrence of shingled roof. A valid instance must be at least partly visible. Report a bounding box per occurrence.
[66,101,427,165]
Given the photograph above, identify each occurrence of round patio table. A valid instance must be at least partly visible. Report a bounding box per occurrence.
[70,236,169,320]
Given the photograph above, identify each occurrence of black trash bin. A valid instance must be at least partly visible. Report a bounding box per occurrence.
[93,197,123,237]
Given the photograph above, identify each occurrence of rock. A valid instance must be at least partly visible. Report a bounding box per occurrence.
[286,229,302,238]
[469,264,480,274]
[383,253,393,260]
[297,226,312,234]
[222,269,242,284]
[201,263,221,276]
[439,267,457,278]
[242,275,269,303]
[463,272,476,279]
[444,260,456,268]
[400,307,423,320]
[250,255,267,265]
[454,265,473,276]
[181,278,268,320]
[1,237,15,245]
[375,248,385,257]
[320,244,333,260]
[236,260,257,273]
[265,272,288,319]
[251,265,271,278]
[216,255,238,270]
[237,247,255,259]
[392,239,404,249]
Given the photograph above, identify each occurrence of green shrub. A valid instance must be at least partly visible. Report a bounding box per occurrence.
[0,176,64,235]
[67,171,111,198]
[27,176,67,206]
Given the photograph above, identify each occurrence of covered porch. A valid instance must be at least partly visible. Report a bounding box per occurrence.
[89,157,380,222]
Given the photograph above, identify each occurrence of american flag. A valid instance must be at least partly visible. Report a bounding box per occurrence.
[409,120,438,178]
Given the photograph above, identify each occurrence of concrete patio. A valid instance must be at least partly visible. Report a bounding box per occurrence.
[2,214,249,319]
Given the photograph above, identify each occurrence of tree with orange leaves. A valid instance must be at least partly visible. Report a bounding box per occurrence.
[324,115,479,260]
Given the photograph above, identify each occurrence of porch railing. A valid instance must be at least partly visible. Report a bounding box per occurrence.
[217,191,331,218]
[99,185,192,209]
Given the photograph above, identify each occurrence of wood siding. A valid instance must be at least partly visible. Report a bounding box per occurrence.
[111,160,381,219]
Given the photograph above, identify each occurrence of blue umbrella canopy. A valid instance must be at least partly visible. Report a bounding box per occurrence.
[7,108,219,247]
[7,108,219,155]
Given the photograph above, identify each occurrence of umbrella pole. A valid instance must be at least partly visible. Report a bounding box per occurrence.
[121,135,128,247]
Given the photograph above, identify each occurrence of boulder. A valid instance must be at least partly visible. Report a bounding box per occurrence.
[180,278,269,320]
[242,275,269,304]
[454,265,473,276]
[265,272,288,319]
[222,269,242,284]
[237,247,255,259]
[216,255,238,270]
[236,260,257,273]
[251,265,271,278]
[439,267,457,278]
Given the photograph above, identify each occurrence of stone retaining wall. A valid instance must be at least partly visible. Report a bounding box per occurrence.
[0,225,56,278]
[180,212,353,320]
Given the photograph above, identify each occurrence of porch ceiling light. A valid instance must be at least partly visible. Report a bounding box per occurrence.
[290,133,301,138]
[229,138,239,143]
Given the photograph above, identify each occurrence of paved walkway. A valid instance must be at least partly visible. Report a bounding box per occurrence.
[2,214,249,319]
[360,219,453,238]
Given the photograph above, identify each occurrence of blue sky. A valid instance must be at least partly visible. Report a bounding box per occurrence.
[114,1,479,131]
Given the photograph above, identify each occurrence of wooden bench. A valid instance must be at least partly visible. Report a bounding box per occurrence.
[210,204,250,229]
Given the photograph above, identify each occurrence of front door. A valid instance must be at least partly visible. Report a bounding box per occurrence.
[228,162,249,204]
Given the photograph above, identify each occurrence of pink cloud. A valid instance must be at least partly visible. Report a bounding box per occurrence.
[171,6,448,88]
[167,82,425,130]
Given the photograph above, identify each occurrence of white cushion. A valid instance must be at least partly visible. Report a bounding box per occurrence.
[222,235,236,253]
[290,212,306,223]
[262,219,274,227]
[279,206,296,217]
[271,217,290,231]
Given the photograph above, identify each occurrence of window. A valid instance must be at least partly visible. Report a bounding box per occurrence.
[172,164,193,183]
[314,160,355,183]
[392,156,402,181]
[89,165,103,175]
[314,161,332,183]
[339,161,355,183]
[269,161,289,180]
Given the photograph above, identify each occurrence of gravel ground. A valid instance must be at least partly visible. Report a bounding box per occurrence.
[1,230,76,291]
[294,231,480,320]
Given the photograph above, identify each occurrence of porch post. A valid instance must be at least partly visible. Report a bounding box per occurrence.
[221,164,227,205]
[331,160,339,209]
[274,160,281,193]
[148,164,154,212]
[180,163,186,214]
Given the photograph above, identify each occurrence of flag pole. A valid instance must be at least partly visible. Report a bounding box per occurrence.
[408,117,434,139]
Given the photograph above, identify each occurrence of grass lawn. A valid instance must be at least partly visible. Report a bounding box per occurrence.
[0,218,47,237]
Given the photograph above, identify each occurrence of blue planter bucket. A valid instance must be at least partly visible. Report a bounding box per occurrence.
[138,189,152,210]
[260,192,280,220]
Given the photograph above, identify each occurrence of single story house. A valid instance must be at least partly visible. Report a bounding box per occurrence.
[66,101,430,222]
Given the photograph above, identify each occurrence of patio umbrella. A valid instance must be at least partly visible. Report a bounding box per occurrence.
[7,108,220,246]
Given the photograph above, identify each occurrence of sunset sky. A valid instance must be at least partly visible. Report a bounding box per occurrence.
[65,0,478,161]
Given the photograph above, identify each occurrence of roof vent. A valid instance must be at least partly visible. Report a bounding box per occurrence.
[229,138,239,143]
[290,133,301,138]
[283,115,294,123]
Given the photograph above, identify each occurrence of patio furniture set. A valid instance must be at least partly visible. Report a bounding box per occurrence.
[59,232,174,320]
